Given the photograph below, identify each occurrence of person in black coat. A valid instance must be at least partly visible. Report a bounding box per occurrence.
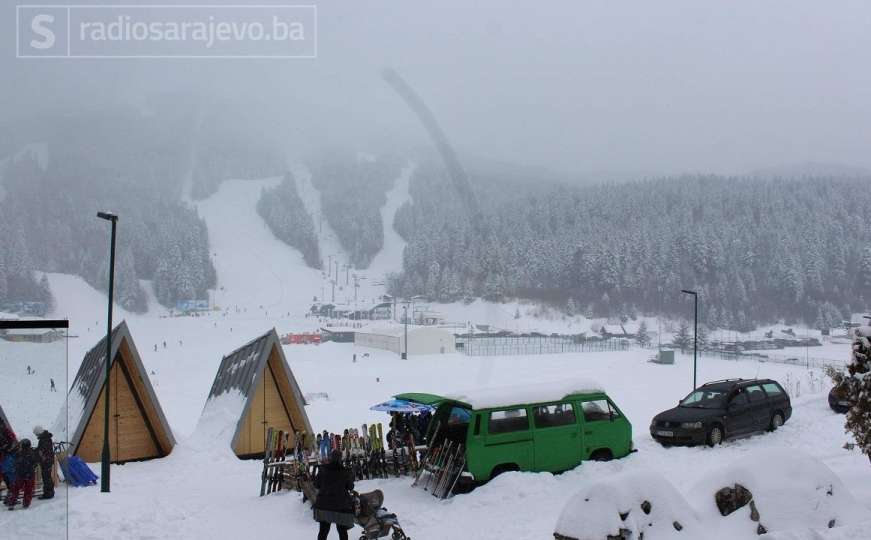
[313,450,355,540]
[33,426,54,499]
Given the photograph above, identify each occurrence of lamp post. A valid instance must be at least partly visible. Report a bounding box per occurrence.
[681,289,698,390]
[97,211,117,493]
[402,305,408,360]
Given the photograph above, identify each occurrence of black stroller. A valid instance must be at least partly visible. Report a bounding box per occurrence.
[352,489,411,540]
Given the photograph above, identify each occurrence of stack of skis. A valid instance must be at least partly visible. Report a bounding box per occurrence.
[260,427,302,496]
[318,423,422,481]
[412,440,466,500]
[259,423,426,498]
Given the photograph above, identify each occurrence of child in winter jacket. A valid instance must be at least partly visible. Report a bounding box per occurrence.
[0,419,16,496]
[6,439,38,509]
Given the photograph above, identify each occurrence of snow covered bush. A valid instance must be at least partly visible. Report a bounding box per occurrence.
[845,326,871,463]
[553,470,704,540]
[689,448,870,537]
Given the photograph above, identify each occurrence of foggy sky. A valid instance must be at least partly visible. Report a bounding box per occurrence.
[3,0,871,179]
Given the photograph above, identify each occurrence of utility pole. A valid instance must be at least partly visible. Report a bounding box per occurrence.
[328,255,332,277]
[335,260,339,282]
[346,264,350,285]
[331,280,336,303]
[402,304,408,360]
[681,289,699,390]
[96,211,118,493]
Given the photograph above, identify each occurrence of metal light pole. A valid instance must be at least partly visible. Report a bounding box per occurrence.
[97,211,118,493]
[681,289,698,390]
[402,305,408,360]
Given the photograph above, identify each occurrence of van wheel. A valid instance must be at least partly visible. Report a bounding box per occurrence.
[707,425,724,447]
[490,464,518,479]
[590,449,613,462]
[769,412,784,432]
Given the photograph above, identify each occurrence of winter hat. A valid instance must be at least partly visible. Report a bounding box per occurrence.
[20,439,32,449]
[329,449,342,465]
[33,425,45,436]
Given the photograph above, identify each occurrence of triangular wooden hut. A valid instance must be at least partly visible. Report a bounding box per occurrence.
[0,402,10,432]
[62,321,175,463]
[202,328,313,458]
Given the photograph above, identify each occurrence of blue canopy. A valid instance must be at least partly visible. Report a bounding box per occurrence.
[370,399,433,413]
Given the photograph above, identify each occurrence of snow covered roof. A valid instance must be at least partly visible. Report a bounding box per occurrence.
[57,321,176,455]
[445,378,604,410]
[201,328,313,447]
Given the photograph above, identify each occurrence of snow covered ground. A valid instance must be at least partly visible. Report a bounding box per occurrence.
[4,342,869,540]
[3,176,868,539]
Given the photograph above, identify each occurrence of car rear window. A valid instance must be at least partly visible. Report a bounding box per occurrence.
[762,383,784,396]
[488,408,529,434]
[746,385,766,402]
[533,403,577,428]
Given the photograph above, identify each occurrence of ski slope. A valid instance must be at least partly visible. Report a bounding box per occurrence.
[196,177,324,314]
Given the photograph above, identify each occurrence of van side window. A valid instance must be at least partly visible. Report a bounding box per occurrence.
[581,400,612,422]
[533,403,577,428]
[488,408,529,434]
[473,414,481,436]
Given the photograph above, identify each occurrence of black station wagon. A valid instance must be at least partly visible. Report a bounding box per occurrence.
[650,378,791,446]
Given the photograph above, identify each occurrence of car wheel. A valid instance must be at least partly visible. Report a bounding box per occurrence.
[769,412,784,431]
[707,425,723,447]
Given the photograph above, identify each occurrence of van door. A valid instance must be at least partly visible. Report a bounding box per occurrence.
[531,402,581,472]
[578,398,621,459]
[481,407,534,479]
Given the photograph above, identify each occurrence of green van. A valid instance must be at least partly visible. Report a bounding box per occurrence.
[397,379,633,483]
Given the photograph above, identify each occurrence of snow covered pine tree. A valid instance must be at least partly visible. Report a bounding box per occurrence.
[845,326,871,464]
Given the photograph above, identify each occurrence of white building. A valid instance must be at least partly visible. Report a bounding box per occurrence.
[354,326,456,356]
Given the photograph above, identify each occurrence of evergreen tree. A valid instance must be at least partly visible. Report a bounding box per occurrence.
[845,327,871,464]
[636,320,651,347]
[673,321,691,352]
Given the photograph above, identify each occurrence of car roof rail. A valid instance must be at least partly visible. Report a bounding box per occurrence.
[702,378,745,385]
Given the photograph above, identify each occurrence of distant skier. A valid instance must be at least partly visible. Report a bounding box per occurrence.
[163,341,167,349]
[33,427,54,500]
[50,379,56,392]
[154,344,158,352]
[26,366,31,375]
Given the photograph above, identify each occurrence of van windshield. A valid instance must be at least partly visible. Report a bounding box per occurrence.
[680,389,727,409]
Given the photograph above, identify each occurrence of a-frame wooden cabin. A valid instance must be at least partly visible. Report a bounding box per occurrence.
[0,402,10,433]
[202,328,313,458]
[63,321,175,463]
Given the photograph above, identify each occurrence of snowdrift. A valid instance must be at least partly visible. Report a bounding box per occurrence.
[554,470,704,540]
[688,447,871,537]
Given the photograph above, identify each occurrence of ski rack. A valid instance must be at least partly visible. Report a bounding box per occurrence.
[413,440,465,499]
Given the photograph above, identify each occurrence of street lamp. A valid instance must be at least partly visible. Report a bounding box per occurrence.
[96,211,117,493]
[402,305,408,360]
[681,289,698,390]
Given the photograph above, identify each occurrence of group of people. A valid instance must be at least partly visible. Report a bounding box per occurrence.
[0,418,55,510]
